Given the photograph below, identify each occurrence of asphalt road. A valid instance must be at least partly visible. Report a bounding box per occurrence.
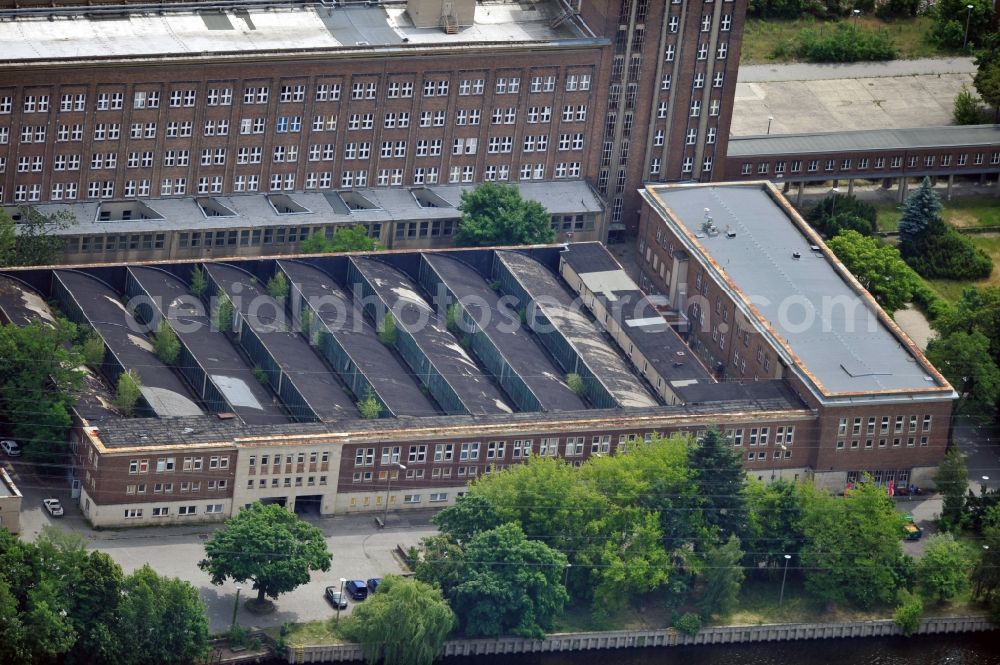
[4,459,437,634]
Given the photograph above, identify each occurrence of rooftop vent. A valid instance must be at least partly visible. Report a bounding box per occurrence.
[725,226,736,238]
[216,412,237,420]
[700,208,720,237]
[196,197,237,218]
[95,201,164,223]
[266,194,311,215]
[792,251,802,260]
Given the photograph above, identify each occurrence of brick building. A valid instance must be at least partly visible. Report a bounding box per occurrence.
[636,181,956,491]
[0,0,746,245]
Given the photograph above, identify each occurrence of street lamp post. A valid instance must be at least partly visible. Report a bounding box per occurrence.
[779,554,792,606]
[231,584,242,632]
[383,462,406,526]
[982,475,991,494]
[852,8,860,25]
[337,577,347,621]
[766,116,774,135]
[563,562,572,587]
[964,4,974,49]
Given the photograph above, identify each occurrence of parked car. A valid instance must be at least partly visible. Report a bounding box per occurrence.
[902,514,922,541]
[0,439,21,456]
[366,578,381,594]
[345,579,368,601]
[324,586,348,609]
[42,499,64,517]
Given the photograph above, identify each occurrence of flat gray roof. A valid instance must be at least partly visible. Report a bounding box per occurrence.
[643,184,954,400]
[129,266,292,425]
[29,182,602,237]
[422,253,586,412]
[495,250,658,408]
[728,125,1000,157]
[349,257,513,416]
[277,260,438,418]
[0,2,589,64]
[54,270,205,418]
[558,242,714,397]
[205,263,358,422]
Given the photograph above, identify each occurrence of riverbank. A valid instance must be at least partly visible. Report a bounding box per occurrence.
[280,615,996,664]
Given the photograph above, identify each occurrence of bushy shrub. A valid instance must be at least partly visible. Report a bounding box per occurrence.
[153,320,181,365]
[566,373,587,397]
[911,282,951,322]
[894,590,924,636]
[805,193,879,237]
[672,612,703,636]
[81,329,105,367]
[876,0,920,19]
[798,23,897,62]
[954,86,984,125]
[906,229,994,280]
[378,312,397,346]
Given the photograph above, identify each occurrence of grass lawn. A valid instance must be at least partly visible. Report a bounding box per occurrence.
[264,618,349,647]
[741,16,944,64]
[874,197,1000,234]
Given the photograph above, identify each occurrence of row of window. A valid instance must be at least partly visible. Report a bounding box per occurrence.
[838,415,933,436]
[124,479,227,494]
[2,158,586,202]
[346,492,448,508]
[740,152,1000,176]
[2,74,593,117]
[836,436,929,449]
[127,455,229,474]
[124,503,224,519]
[247,476,329,489]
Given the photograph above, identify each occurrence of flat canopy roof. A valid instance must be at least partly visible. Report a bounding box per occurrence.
[0,1,589,64]
[643,184,953,400]
[728,125,1000,157]
[27,182,602,237]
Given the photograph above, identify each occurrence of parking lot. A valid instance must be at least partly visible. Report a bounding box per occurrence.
[2,458,437,634]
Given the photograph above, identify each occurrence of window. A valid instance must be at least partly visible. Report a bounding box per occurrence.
[125,509,143,519]
[178,506,197,516]
[206,504,224,514]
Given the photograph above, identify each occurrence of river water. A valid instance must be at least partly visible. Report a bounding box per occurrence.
[445,633,1000,665]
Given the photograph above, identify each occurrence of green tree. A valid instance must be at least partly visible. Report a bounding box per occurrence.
[926,331,1000,418]
[697,535,745,619]
[805,193,878,237]
[932,0,995,50]
[953,85,984,124]
[152,320,181,365]
[917,534,972,603]
[799,481,907,609]
[936,287,1000,366]
[267,272,290,305]
[81,329,106,367]
[431,493,502,545]
[744,479,804,572]
[935,448,969,532]
[414,535,468,601]
[300,226,380,253]
[357,389,383,419]
[0,320,83,473]
[199,502,332,607]
[898,177,944,252]
[975,45,1000,121]
[214,290,235,333]
[0,206,73,267]
[345,576,454,665]
[690,428,747,541]
[827,230,918,312]
[113,565,209,665]
[0,576,26,665]
[894,589,924,636]
[115,369,143,416]
[455,183,555,247]
[451,523,568,638]
[190,265,207,298]
[971,505,1000,614]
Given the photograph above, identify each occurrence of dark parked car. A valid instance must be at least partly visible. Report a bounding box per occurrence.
[324,586,348,609]
[366,578,381,594]
[345,579,368,601]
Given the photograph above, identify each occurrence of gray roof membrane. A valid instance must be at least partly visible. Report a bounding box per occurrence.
[651,185,950,396]
[728,125,1000,157]
[277,261,440,418]
[557,243,714,398]
[349,257,513,416]
[205,264,358,422]
[422,253,586,412]
[54,270,204,418]
[494,250,658,408]
[129,267,290,425]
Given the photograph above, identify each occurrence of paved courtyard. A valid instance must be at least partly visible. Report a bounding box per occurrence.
[733,58,977,136]
[4,459,437,634]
